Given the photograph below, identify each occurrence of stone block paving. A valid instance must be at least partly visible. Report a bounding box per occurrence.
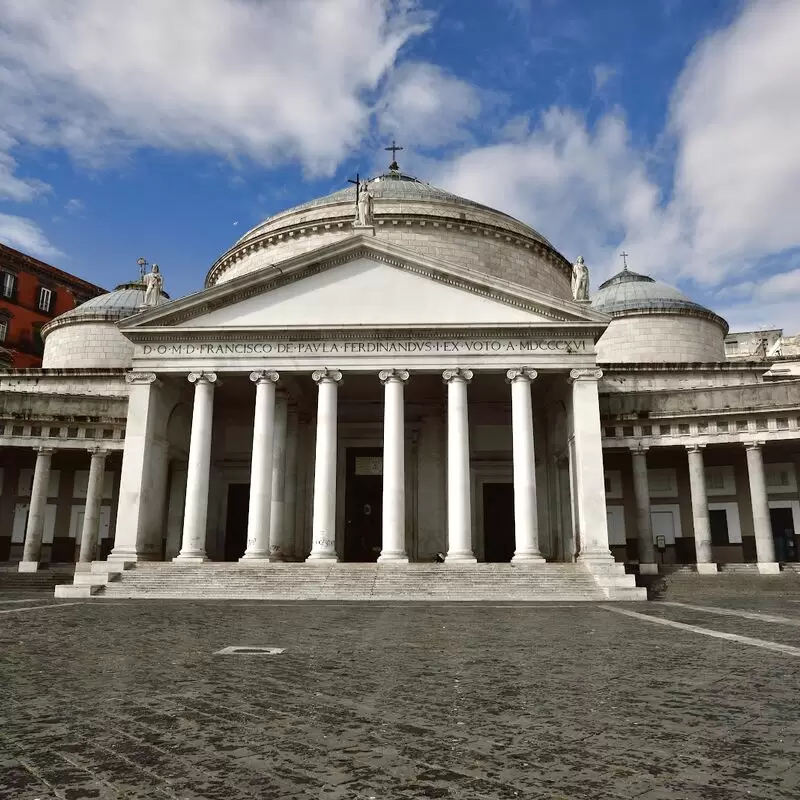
[1,598,800,799]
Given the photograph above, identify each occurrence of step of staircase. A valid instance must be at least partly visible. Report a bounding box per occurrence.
[59,562,646,602]
[0,565,74,594]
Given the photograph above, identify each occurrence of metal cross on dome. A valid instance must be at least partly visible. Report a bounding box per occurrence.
[385,139,404,171]
[620,251,630,271]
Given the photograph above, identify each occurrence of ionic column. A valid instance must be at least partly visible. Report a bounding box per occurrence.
[175,372,217,562]
[686,444,717,573]
[19,447,54,572]
[378,369,409,562]
[307,369,342,562]
[241,370,279,561]
[443,368,476,563]
[280,405,300,560]
[630,447,657,574]
[507,368,544,562]
[268,391,289,560]
[76,449,108,568]
[746,443,779,574]
[569,369,614,566]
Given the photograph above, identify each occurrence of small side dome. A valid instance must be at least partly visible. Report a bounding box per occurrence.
[591,267,728,363]
[41,279,169,369]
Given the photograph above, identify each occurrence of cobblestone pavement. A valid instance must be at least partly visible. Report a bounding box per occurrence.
[2,596,800,800]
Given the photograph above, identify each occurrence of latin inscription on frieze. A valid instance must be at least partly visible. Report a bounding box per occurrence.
[139,338,589,358]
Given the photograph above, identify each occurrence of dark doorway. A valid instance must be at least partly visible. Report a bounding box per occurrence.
[483,483,515,562]
[344,448,383,562]
[224,483,250,562]
[771,507,797,562]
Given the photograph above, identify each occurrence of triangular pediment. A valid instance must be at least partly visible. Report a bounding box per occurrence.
[121,235,610,331]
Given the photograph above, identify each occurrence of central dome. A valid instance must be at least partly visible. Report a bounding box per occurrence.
[205,169,573,300]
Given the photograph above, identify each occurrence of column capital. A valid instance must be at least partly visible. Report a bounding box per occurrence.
[188,371,218,385]
[125,371,158,385]
[312,368,343,384]
[379,368,410,385]
[745,441,765,451]
[686,443,706,453]
[35,446,54,456]
[88,448,109,459]
[569,368,603,383]
[506,367,538,383]
[249,370,279,385]
[629,444,649,455]
[442,368,473,384]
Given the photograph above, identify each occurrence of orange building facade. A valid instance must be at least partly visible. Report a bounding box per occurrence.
[0,243,106,368]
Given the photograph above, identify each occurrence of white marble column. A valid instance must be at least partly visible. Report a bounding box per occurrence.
[19,447,54,572]
[686,444,717,573]
[507,368,545,562]
[241,370,279,561]
[164,462,188,561]
[268,391,289,560]
[175,372,217,562]
[443,368,476,563]
[378,369,409,562]
[280,405,299,560]
[569,369,614,566]
[745,443,779,574]
[76,449,108,568]
[630,447,657,574]
[307,369,342,562]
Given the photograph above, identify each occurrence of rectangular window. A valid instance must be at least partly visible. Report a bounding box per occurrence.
[659,424,672,436]
[0,319,6,341]
[717,421,728,433]
[641,425,652,436]
[678,424,690,434]
[736,420,748,432]
[777,418,789,430]
[623,425,634,437]
[1,271,15,298]
[38,287,53,312]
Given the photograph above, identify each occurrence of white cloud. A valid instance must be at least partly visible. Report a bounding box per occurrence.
[0,0,430,174]
[376,62,482,149]
[64,198,84,215]
[0,133,50,202]
[432,0,800,332]
[0,214,62,259]
[592,63,617,92]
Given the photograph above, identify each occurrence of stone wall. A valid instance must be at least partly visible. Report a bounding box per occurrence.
[42,322,135,369]
[596,313,726,363]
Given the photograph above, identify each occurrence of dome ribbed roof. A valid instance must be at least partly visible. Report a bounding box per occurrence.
[235,169,553,248]
[591,268,715,315]
[41,280,169,336]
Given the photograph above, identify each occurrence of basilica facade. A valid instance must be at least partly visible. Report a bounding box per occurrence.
[1,167,798,599]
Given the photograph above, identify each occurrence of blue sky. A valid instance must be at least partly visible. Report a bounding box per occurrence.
[0,0,798,331]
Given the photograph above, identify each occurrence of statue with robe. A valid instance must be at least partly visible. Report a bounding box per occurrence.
[355,180,374,226]
[143,263,163,307]
[571,256,589,301]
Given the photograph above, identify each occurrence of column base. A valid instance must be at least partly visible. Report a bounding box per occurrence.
[638,563,659,575]
[444,552,477,563]
[757,561,781,575]
[695,562,719,575]
[377,552,409,563]
[173,553,209,564]
[305,552,338,563]
[17,561,40,573]
[74,562,93,573]
[239,555,271,564]
[511,551,546,564]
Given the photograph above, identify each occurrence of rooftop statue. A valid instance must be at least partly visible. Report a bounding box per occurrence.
[356,180,374,226]
[571,256,589,301]
[143,263,163,307]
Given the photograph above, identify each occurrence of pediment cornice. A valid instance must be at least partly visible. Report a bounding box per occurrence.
[121,235,611,330]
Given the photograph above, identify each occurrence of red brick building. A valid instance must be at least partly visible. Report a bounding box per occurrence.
[0,243,106,368]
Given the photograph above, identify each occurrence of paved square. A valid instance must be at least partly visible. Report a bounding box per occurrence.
[2,595,800,799]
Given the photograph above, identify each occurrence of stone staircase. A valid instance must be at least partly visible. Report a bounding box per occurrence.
[55,561,646,601]
[0,564,74,595]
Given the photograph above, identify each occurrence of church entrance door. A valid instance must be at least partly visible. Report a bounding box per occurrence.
[224,483,249,562]
[344,448,383,562]
[483,483,515,562]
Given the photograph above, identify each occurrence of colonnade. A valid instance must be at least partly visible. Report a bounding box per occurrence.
[629,442,780,574]
[18,447,109,572]
[165,366,611,565]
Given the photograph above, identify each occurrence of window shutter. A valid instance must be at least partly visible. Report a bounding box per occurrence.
[48,290,57,313]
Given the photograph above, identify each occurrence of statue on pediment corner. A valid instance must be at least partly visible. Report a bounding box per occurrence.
[571,256,589,301]
[143,263,164,307]
[355,180,374,227]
